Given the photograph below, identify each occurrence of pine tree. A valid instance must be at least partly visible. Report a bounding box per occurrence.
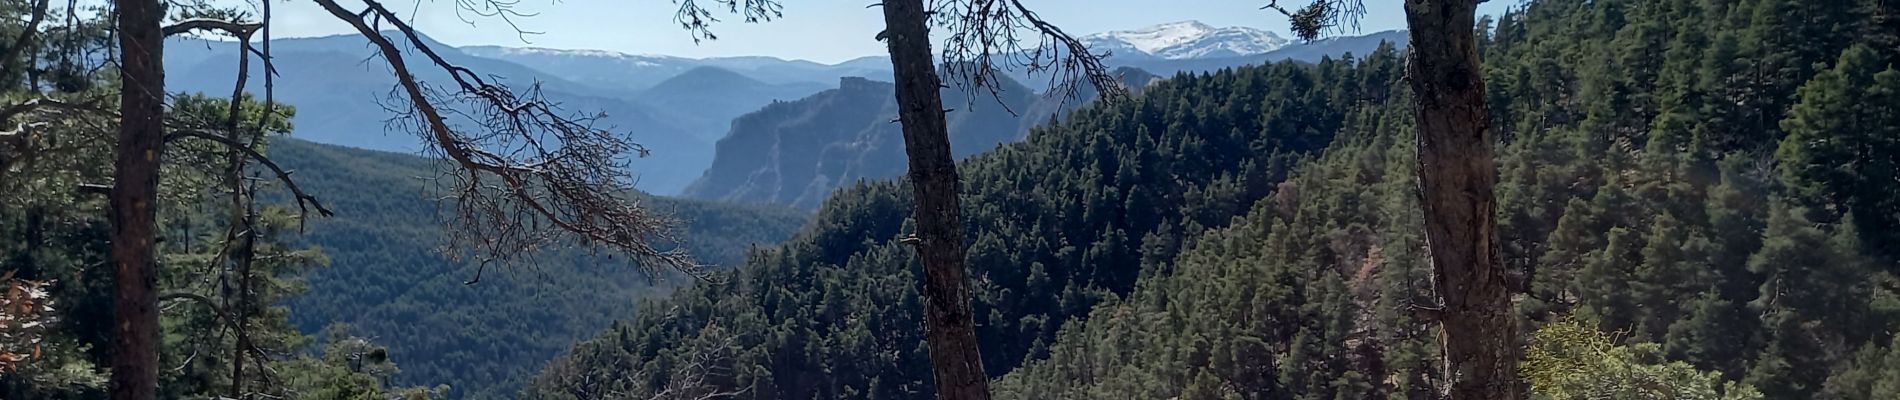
[1744,203,1873,397]
[1632,214,1715,340]
[1777,44,1900,258]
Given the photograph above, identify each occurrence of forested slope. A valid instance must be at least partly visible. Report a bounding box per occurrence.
[530,0,1900,398]
[268,139,809,399]
[1005,0,1900,397]
[524,46,1397,399]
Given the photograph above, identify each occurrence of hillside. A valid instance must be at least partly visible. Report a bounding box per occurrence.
[679,75,1040,208]
[268,139,809,399]
[168,35,712,195]
[530,0,1900,398]
[14,3,1900,399]
[680,67,1160,209]
[524,48,1373,399]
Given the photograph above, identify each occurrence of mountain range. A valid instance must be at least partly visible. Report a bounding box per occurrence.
[1080,20,1292,60]
[682,67,1161,208]
[164,22,1404,197]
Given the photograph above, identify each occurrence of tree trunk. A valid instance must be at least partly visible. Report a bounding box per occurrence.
[229,212,254,400]
[1402,0,1524,399]
[877,1,992,400]
[109,0,165,398]
[225,33,254,400]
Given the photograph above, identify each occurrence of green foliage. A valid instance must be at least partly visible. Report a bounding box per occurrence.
[0,83,445,399]
[1524,317,1761,400]
[536,0,1900,398]
[268,139,809,399]
[4,5,803,397]
[273,325,448,400]
[1774,44,1900,259]
[524,48,1402,400]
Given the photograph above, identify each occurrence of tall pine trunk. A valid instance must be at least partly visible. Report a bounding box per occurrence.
[109,0,165,398]
[1402,0,1524,399]
[877,1,992,399]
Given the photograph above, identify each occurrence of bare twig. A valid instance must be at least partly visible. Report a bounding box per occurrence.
[1258,0,1366,40]
[672,0,783,42]
[158,292,239,332]
[164,130,334,221]
[0,97,106,123]
[928,0,1127,110]
[312,0,700,278]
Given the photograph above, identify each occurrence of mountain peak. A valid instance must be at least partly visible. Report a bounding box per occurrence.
[1082,20,1289,60]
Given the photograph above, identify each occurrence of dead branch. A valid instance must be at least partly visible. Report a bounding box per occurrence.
[164,130,334,221]
[622,326,751,400]
[162,18,262,37]
[0,97,106,123]
[310,0,699,278]
[1258,0,1366,40]
[672,0,783,42]
[929,0,1127,108]
[1,275,56,371]
[0,96,108,181]
[157,292,239,333]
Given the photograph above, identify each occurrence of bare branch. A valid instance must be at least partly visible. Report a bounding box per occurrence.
[157,292,238,332]
[0,97,106,123]
[672,0,783,42]
[929,0,1127,109]
[312,0,701,278]
[164,130,335,222]
[0,96,109,181]
[162,18,262,37]
[1259,0,1366,41]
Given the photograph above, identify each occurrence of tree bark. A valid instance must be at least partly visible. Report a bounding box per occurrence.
[229,211,255,400]
[110,0,166,397]
[1402,0,1524,399]
[224,30,255,400]
[877,1,992,400]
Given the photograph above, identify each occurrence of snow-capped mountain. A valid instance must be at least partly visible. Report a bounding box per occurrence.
[1080,21,1291,60]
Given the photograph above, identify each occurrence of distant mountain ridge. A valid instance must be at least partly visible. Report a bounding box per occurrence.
[680,75,1038,208]
[1080,20,1291,60]
[167,26,1402,197]
[167,33,793,195]
[462,46,893,92]
[683,67,1162,208]
[461,20,1383,91]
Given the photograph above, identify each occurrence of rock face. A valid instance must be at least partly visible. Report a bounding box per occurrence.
[683,76,1037,208]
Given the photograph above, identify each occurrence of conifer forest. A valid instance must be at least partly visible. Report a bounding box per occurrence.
[4,0,1900,399]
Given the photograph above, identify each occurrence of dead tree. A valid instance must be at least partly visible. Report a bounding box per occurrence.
[874,1,1120,399]
[1264,0,1523,398]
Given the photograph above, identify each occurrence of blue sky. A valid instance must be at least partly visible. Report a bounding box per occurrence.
[261,0,1520,64]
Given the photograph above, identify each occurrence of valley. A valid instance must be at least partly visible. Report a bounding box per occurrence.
[7,1,1899,400]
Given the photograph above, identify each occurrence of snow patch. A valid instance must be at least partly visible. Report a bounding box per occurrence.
[1081,20,1290,60]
